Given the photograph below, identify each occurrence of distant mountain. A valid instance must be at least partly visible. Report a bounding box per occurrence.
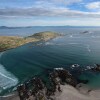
[0,26,28,29]
[0,26,100,29]
[0,26,10,29]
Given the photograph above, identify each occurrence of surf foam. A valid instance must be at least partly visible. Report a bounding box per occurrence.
[0,52,18,93]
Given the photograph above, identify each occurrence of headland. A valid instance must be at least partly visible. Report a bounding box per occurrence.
[0,31,61,52]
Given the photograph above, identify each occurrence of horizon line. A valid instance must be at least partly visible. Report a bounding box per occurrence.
[0,25,100,28]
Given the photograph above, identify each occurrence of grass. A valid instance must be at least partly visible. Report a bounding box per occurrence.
[0,31,60,52]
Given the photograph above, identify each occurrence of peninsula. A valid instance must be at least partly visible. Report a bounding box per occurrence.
[0,31,61,52]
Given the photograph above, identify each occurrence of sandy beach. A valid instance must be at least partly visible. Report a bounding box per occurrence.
[55,85,100,100]
[1,84,100,100]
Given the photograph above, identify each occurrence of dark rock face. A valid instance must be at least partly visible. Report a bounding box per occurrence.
[53,68,89,87]
[91,64,100,72]
[52,68,78,87]
[17,64,100,100]
[17,77,45,100]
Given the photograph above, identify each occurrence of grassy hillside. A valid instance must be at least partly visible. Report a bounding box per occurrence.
[0,31,60,52]
[28,31,60,40]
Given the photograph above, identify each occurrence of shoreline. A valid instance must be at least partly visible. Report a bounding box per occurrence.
[0,34,63,97]
[0,31,100,100]
[1,67,100,100]
[0,35,61,53]
[0,65,100,100]
[0,31,62,52]
[1,84,100,100]
[0,60,100,100]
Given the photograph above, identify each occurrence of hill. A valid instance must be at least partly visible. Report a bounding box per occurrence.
[0,31,60,52]
[28,31,60,41]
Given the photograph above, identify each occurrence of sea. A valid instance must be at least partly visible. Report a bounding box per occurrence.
[0,26,100,96]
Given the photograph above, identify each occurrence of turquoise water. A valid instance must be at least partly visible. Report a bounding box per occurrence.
[0,27,100,95]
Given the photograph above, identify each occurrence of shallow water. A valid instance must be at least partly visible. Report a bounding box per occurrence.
[0,53,18,95]
[0,27,100,95]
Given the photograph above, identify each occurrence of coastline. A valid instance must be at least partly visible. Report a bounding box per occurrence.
[0,36,60,53]
[0,32,63,97]
[1,84,100,100]
[0,31,62,52]
[0,31,100,100]
[0,65,100,100]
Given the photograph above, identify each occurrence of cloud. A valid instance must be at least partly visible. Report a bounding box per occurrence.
[0,0,100,19]
[50,0,82,5]
[1,0,100,26]
[0,6,100,18]
[36,0,82,5]
[86,1,100,10]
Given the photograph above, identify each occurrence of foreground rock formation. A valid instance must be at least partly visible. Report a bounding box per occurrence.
[1,67,100,100]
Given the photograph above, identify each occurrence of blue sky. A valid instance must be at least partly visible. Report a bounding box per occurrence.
[0,0,100,26]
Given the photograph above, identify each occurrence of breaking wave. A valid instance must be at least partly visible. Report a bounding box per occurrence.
[0,52,18,93]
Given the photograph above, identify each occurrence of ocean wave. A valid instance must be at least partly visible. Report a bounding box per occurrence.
[0,52,18,93]
[44,42,80,46]
[68,43,80,45]
[86,45,91,52]
[45,42,55,45]
[91,36,100,38]
[35,41,82,46]
[69,35,73,38]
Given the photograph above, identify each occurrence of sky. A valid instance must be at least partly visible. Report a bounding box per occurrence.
[0,0,100,26]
